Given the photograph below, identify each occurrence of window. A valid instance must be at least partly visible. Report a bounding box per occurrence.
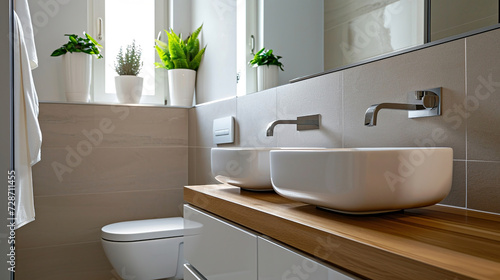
[91,0,167,105]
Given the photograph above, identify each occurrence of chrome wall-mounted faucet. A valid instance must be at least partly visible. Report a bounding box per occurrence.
[364,87,442,127]
[266,114,320,136]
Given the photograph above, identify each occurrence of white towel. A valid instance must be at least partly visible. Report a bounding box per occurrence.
[13,1,42,229]
[14,0,38,69]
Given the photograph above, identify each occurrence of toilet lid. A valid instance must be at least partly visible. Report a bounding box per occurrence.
[101,217,184,242]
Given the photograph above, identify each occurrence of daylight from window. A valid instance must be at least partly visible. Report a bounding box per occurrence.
[105,0,155,96]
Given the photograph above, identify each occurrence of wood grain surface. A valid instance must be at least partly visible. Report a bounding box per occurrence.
[184,185,500,280]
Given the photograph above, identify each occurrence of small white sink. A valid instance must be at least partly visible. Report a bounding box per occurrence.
[211,147,277,191]
[270,148,453,214]
[212,147,323,191]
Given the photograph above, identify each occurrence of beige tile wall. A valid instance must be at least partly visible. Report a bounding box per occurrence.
[17,103,188,280]
[237,88,277,148]
[276,72,343,148]
[463,28,500,213]
[189,28,500,215]
[189,98,237,185]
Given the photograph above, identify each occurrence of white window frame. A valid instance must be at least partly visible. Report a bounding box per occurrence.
[89,0,168,105]
[236,0,258,96]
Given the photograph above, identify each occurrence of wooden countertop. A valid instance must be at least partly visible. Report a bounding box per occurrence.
[184,184,500,280]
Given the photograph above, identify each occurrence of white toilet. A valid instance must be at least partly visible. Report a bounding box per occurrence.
[101,217,185,280]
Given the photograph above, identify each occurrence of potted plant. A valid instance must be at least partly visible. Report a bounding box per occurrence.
[155,24,206,106]
[249,47,284,92]
[114,40,144,104]
[51,32,102,102]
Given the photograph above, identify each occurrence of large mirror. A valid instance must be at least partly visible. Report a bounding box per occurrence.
[33,0,499,105]
[237,0,499,95]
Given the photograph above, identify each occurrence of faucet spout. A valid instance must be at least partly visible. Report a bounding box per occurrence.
[364,89,442,127]
[266,114,320,136]
[364,103,425,127]
[266,120,297,136]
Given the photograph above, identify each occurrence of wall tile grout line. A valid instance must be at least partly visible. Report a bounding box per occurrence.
[465,159,500,163]
[464,38,468,209]
[341,71,345,148]
[17,240,105,252]
[274,88,278,147]
[32,187,185,199]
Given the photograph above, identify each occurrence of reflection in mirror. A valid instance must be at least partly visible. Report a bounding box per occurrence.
[238,0,499,96]
[430,0,498,41]
[324,0,424,70]
[238,0,425,96]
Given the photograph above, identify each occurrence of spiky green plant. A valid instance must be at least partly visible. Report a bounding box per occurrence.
[115,40,143,76]
[155,24,206,71]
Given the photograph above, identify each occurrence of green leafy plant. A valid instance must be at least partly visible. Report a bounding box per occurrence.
[155,24,206,70]
[114,40,143,76]
[51,32,103,59]
[249,48,284,71]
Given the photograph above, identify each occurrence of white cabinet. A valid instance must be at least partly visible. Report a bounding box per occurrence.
[184,205,258,280]
[258,237,358,280]
[184,205,357,280]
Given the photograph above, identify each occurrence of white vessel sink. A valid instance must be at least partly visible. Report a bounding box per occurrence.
[211,147,323,191]
[270,148,453,214]
[211,147,277,191]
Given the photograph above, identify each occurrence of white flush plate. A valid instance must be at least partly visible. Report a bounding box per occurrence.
[213,116,235,145]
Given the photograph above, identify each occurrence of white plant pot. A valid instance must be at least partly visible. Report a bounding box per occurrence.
[257,65,279,92]
[63,53,92,102]
[115,76,144,104]
[168,69,196,107]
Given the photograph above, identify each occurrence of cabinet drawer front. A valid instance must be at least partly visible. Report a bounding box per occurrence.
[258,237,358,280]
[184,205,258,280]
